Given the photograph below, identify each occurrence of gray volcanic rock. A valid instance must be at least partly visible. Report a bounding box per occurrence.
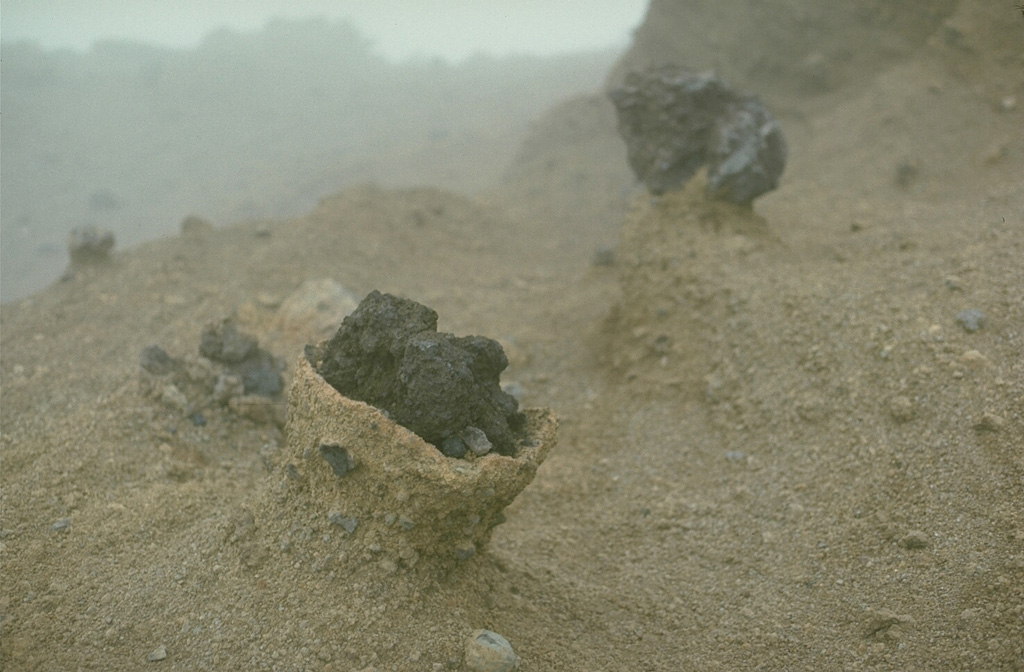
[312,290,525,456]
[199,319,284,397]
[609,67,787,204]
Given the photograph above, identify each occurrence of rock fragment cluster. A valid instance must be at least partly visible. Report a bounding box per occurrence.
[139,318,285,427]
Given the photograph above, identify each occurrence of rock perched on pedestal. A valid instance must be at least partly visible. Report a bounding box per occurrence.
[282,357,557,563]
[609,66,787,204]
[311,290,525,456]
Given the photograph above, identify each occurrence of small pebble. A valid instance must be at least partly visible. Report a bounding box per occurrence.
[960,350,988,367]
[465,630,519,672]
[328,512,359,534]
[973,412,1004,432]
[440,436,468,459]
[956,309,985,332]
[320,443,355,477]
[160,384,189,410]
[863,609,914,638]
[460,427,493,456]
[140,345,176,375]
[959,607,983,621]
[51,517,72,532]
[455,541,477,561]
[213,373,245,404]
[147,645,167,662]
[199,319,257,364]
[899,530,929,550]
[237,353,284,397]
[888,396,915,423]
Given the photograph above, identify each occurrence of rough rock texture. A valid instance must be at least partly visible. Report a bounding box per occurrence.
[609,67,787,203]
[199,318,284,397]
[283,357,557,563]
[313,290,525,456]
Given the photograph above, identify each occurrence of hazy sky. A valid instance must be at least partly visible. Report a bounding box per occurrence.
[1,1,649,60]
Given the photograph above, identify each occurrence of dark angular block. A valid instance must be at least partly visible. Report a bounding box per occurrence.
[609,67,787,204]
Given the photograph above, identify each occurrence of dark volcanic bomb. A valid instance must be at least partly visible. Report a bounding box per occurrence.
[311,290,525,456]
[609,66,787,204]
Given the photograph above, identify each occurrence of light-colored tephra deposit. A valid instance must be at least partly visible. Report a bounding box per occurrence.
[283,357,557,565]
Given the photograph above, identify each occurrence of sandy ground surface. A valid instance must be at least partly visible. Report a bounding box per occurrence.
[2,2,1023,670]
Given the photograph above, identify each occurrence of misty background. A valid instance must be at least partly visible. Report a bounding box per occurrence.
[0,2,647,301]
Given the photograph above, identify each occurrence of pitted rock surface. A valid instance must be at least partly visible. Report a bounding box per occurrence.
[312,290,524,456]
[609,66,787,204]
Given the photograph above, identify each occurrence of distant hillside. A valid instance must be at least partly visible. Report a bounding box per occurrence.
[1,18,617,301]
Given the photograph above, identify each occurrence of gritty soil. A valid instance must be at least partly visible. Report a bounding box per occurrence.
[2,2,1023,671]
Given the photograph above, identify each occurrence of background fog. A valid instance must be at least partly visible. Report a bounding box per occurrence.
[2,1,647,60]
[0,3,647,301]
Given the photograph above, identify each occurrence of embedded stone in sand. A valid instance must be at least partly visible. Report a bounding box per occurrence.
[283,357,556,563]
